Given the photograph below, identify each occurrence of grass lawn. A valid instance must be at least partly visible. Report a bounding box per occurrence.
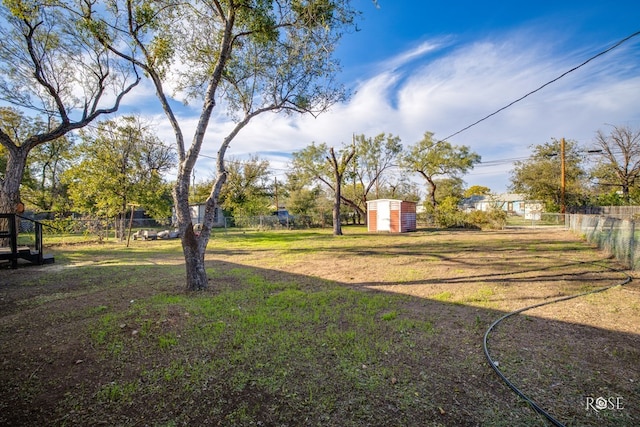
[1,227,639,426]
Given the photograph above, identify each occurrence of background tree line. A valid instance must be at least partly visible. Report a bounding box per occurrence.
[5,100,640,232]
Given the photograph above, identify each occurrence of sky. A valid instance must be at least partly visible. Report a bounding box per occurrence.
[123,0,640,196]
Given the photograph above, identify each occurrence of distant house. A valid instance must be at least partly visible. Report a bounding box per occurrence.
[459,193,543,219]
[172,204,225,228]
[367,199,417,233]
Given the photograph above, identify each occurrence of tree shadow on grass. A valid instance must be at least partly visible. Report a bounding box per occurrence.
[0,234,638,426]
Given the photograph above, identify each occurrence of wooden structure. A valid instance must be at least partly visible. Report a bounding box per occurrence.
[0,214,54,268]
[366,199,417,233]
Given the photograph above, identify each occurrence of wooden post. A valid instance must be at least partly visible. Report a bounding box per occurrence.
[126,204,138,247]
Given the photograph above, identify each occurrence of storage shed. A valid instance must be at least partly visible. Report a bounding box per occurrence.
[367,199,417,233]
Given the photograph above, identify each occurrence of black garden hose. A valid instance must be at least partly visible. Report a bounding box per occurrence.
[483,260,632,426]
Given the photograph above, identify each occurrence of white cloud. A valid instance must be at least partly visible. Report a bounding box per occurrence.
[379,39,445,71]
[129,27,640,194]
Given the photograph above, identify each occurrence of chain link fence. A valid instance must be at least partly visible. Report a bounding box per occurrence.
[27,213,331,242]
[230,213,332,230]
[25,211,640,270]
[567,214,639,270]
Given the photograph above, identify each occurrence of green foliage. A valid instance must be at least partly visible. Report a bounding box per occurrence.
[23,135,75,213]
[0,107,45,148]
[292,0,337,29]
[465,209,507,230]
[464,185,491,197]
[286,186,322,215]
[78,14,111,43]
[3,0,39,20]
[238,0,278,43]
[291,142,332,185]
[0,1,140,215]
[380,310,397,321]
[157,332,178,350]
[434,177,464,202]
[351,132,403,210]
[510,138,588,209]
[0,108,76,212]
[218,155,273,217]
[401,131,481,208]
[189,180,212,205]
[430,196,465,228]
[96,381,139,403]
[427,194,506,230]
[63,116,175,222]
[148,36,174,76]
[133,2,156,27]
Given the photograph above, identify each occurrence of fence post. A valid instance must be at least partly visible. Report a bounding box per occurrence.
[630,219,636,269]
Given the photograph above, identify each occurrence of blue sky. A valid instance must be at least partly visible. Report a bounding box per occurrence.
[127,0,640,196]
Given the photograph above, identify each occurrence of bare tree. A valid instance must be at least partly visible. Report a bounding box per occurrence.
[0,2,139,214]
[350,133,402,222]
[328,146,356,235]
[592,125,640,203]
[291,142,356,235]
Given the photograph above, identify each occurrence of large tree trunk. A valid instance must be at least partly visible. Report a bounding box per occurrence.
[329,148,344,236]
[0,147,28,214]
[333,181,343,236]
[173,169,210,291]
[174,142,230,291]
[181,227,208,290]
[327,146,355,236]
[427,178,437,208]
[0,147,28,247]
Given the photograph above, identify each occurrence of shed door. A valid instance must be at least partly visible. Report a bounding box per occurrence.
[377,201,391,231]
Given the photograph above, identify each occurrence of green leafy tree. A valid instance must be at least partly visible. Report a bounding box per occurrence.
[63,116,175,238]
[0,2,139,215]
[0,108,41,205]
[434,177,465,204]
[510,138,587,211]
[287,186,323,216]
[590,125,640,204]
[464,185,491,197]
[81,0,357,290]
[189,183,208,205]
[282,170,328,226]
[219,156,272,217]
[422,177,465,227]
[376,176,421,202]
[22,134,75,214]
[400,132,481,208]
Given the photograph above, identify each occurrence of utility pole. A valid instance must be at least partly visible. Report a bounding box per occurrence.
[560,137,566,214]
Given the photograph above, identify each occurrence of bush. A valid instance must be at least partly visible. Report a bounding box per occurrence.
[430,197,467,228]
[465,209,506,230]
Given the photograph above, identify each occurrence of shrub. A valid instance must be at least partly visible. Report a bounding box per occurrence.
[465,209,506,230]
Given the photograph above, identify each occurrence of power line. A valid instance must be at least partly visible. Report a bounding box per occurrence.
[440,30,640,142]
